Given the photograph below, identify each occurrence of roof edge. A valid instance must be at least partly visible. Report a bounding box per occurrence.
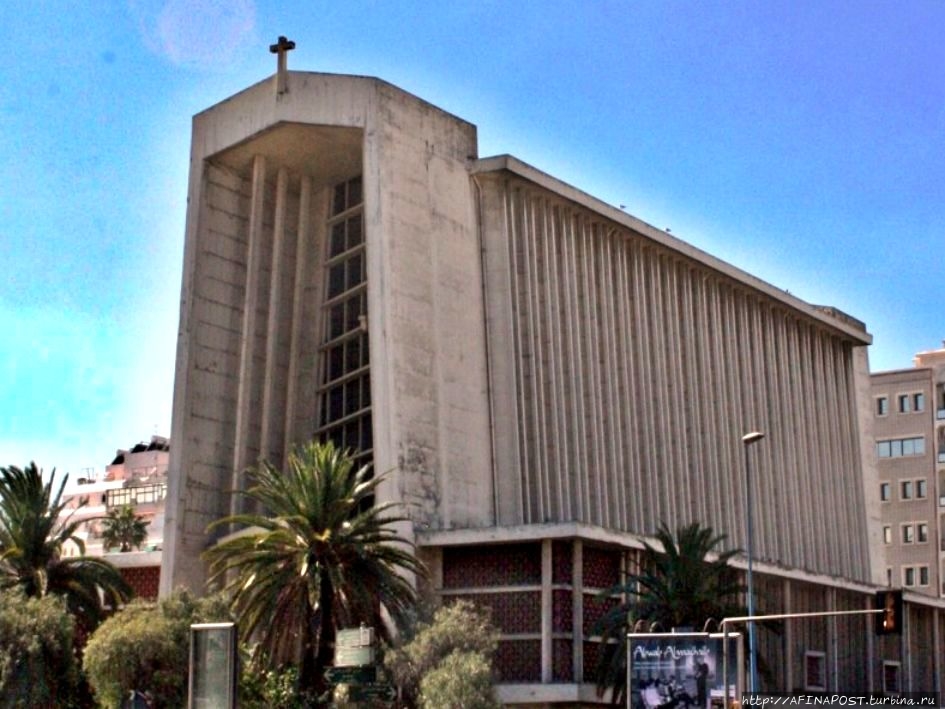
[472,154,872,345]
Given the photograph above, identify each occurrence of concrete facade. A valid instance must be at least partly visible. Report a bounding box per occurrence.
[872,344,945,599]
[162,68,944,701]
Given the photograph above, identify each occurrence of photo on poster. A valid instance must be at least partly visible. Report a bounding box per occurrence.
[627,632,742,709]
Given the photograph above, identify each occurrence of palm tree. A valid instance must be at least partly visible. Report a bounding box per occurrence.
[204,441,426,703]
[101,504,149,552]
[0,463,132,631]
[594,521,744,704]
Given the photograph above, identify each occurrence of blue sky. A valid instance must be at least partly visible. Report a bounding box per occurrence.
[2,1,943,476]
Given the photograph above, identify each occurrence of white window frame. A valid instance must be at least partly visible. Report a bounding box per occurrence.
[904,566,916,586]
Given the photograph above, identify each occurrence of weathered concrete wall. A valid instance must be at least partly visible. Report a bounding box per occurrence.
[162,73,493,594]
[477,162,875,583]
[367,81,492,532]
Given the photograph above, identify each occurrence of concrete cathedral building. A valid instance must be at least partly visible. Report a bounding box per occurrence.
[162,54,944,702]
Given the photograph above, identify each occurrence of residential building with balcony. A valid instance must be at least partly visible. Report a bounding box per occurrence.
[61,435,169,599]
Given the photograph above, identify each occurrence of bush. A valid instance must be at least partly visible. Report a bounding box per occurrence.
[0,588,80,707]
[239,658,313,709]
[385,600,499,708]
[419,650,501,709]
[82,589,231,708]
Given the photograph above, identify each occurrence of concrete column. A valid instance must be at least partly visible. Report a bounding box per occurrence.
[542,538,553,683]
[783,578,793,691]
[260,167,290,465]
[231,154,267,514]
[572,540,584,683]
[284,175,312,460]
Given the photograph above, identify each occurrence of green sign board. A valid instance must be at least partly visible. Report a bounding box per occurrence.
[335,645,374,666]
[325,665,377,685]
[348,683,396,702]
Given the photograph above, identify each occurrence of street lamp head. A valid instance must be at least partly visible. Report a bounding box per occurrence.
[742,431,765,445]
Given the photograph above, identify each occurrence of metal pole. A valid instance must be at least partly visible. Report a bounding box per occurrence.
[723,622,730,709]
[745,441,757,694]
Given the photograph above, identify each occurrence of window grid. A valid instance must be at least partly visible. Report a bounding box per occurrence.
[315,176,373,470]
[877,437,926,459]
[105,483,167,508]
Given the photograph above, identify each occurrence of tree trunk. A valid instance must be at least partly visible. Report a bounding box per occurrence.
[305,572,335,706]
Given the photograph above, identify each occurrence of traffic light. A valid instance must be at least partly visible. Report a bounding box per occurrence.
[874,590,903,635]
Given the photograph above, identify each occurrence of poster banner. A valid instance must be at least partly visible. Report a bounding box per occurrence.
[627,632,743,709]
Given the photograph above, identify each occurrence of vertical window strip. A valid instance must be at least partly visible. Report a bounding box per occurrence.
[315,176,372,470]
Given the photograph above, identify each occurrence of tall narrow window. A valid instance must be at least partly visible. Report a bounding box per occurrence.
[898,394,911,413]
[315,176,373,470]
[876,397,889,416]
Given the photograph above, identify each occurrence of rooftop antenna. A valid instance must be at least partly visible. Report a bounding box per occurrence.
[269,36,296,96]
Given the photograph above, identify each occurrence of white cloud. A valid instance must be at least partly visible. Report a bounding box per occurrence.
[130,0,257,68]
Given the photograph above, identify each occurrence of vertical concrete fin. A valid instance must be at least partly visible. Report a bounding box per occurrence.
[284,174,313,461]
[231,154,267,515]
[260,166,290,465]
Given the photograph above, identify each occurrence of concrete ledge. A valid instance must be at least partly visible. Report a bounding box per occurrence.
[102,550,163,568]
[496,682,611,705]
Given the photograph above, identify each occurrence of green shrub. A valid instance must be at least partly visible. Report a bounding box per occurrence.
[82,589,230,708]
[385,600,499,708]
[419,650,501,709]
[0,588,80,707]
[239,657,313,709]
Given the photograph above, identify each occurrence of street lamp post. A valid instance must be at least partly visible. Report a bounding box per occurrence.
[742,431,765,695]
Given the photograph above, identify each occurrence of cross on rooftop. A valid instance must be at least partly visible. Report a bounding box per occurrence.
[269,36,295,95]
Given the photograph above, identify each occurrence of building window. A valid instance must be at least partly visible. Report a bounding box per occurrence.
[804,651,826,692]
[904,567,916,586]
[877,397,889,416]
[883,526,892,544]
[877,437,926,459]
[914,393,925,412]
[883,662,900,694]
[886,568,893,586]
[917,479,927,499]
[919,566,930,586]
[901,481,913,500]
[898,394,911,413]
[315,175,373,471]
[902,525,914,544]
[880,482,891,502]
[918,522,929,543]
